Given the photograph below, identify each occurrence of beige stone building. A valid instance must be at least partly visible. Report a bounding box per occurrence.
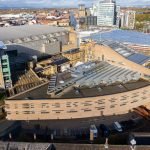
[58,20,70,27]
[5,44,150,121]
[5,85,150,120]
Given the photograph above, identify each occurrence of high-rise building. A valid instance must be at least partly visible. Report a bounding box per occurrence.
[79,4,86,17]
[121,10,136,29]
[97,0,116,26]
[79,4,97,28]
[91,3,99,17]
[79,16,97,26]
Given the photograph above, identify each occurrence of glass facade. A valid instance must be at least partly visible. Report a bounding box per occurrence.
[97,1,115,26]
[1,55,12,89]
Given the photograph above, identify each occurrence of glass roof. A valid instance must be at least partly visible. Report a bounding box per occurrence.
[90,29,150,46]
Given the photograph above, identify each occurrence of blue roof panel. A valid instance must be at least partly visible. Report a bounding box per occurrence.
[127,53,150,65]
[89,30,150,46]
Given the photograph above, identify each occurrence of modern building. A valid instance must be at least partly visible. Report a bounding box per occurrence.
[116,5,121,27]
[79,16,97,26]
[97,0,116,26]
[85,8,91,16]
[1,55,12,89]
[90,3,98,17]
[78,4,97,27]
[120,10,136,29]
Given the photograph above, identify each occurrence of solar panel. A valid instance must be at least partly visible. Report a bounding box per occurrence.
[127,53,150,65]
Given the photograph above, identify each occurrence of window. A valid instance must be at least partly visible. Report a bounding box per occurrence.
[23,111,35,114]
[67,110,77,113]
[22,103,30,109]
[7,111,11,115]
[23,111,31,114]
[4,76,10,81]
[1,59,7,63]
[41,111,49,114]
[2,65,8,68]
[3,72,9,75]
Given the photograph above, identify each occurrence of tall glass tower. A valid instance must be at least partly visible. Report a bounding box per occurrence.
[97,0,116,26]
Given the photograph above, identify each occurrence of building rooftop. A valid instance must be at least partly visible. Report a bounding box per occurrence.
[7,61,150,100]
[7,80,150,100]
[0,25,67,42]
[127,53,150,65]
[101,40,150,65]
[90,29,150,46]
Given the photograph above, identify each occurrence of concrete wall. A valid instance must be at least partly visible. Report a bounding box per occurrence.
[5,34,69,58]
[5,85,150,120]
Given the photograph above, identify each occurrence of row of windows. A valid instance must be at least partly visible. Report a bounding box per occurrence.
[7,95,143,111]
[6,97,142,115]
[6,88,149,116]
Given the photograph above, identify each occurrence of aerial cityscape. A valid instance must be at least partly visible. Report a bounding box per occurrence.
[0,0,150,149]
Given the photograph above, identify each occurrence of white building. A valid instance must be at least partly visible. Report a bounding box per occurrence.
[120,10,136,29]
[90,3,99,16]
[97,0,116,26]
[116,5,121,27]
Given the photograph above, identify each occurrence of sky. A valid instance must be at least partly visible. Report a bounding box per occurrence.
[0,0,150,8]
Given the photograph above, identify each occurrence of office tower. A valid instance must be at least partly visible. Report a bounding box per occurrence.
[91,3,99,16]
[97,0,116,26]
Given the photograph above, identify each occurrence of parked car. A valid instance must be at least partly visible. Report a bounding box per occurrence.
[99,124,110,137]
[120,120,136,130]
[113,122,123,132]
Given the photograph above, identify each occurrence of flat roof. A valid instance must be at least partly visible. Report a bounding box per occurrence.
[89,29,150,46]
[7,81,150,100]
[0,25,67,41]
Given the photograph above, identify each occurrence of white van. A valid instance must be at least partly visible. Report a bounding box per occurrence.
[113,121,123,132]
[90,124,98,138]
